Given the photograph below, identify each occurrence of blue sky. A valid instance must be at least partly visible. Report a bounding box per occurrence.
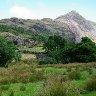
[0,0,96,21]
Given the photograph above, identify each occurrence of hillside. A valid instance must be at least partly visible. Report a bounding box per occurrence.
[0,10,96,44]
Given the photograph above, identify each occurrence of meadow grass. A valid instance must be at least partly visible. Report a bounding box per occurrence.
[0,62,96,96]
[21,54,36,60]
[20,46,45,52]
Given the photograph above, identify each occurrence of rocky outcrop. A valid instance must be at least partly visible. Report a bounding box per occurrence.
[0,32,36,47]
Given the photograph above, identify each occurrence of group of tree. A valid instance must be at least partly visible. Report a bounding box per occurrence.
[42,35,96,64]
[0,36,21,67]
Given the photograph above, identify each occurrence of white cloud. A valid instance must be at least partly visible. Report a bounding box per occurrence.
[9,5,36,19]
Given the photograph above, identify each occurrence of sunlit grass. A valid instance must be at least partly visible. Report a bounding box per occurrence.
[20,46,45,52]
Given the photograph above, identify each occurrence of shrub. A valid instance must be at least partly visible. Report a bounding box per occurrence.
[0,36,21,67]
[85,75,96,91]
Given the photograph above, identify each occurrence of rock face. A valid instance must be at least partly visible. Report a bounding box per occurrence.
[0,32,35,47]
[55,11,96,42]
[0,11,96,42]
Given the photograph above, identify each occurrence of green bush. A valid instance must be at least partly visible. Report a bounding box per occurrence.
[0,36,21,67]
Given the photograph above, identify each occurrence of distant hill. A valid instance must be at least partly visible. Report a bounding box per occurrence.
[0,10,96,44]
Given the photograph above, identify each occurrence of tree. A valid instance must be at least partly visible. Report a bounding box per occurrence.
[0,36,21,67]
[71,37,96,62]
[43,36,96,64]
[43,35,67,52]
[43,35,68,64]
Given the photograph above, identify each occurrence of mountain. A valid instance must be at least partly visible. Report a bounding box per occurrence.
[0,10,96,44]
[55,11,96,42]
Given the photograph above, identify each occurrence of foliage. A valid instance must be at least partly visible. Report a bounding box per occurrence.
[0,24,26,35]
[70,37,96,62]
[43,35,69,64]
[43,36,96,64]
[43,35,67,52]
[0,36,21,67]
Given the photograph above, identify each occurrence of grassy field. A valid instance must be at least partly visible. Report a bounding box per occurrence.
[0,62,96,96]
[21,53,36,60]
[20,46,45,52]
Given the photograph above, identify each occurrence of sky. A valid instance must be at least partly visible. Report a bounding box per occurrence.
[0,0,96,22]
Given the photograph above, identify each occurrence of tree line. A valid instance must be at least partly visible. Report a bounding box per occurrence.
[42,35,96,64]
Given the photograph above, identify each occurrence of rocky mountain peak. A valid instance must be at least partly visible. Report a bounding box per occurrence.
[56,10,85,22]
[65,10,81,17]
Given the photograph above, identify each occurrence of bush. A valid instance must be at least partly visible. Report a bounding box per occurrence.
[0,36,21,67]
[85,75,96,91]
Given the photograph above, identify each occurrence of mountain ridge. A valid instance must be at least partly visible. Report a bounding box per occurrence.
[0,10,96,43]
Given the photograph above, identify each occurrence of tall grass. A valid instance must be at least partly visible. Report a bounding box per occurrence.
[38,75,81,96]
[0,64,44,84]
[85,75,96,91]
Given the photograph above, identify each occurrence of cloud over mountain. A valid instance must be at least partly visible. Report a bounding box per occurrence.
[10,5,36,19]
